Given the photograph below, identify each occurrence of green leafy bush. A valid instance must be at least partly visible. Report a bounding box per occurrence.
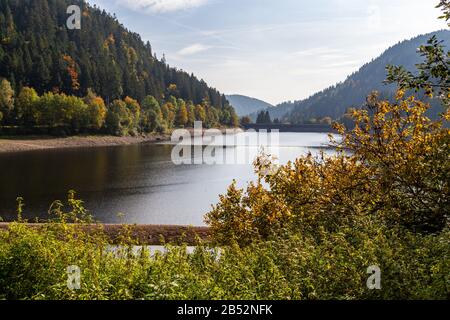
[0,193,448,300]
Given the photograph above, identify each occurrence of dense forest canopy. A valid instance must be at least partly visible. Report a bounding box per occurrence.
[0,0,230,109]
[0,77,240,136]
[0,0,239,135]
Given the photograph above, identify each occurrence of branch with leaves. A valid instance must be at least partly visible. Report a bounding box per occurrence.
[385,2,450,108]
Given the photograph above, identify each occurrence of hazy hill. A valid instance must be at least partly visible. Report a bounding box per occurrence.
[0,0,229,109]
[272,30,450,123]
[226,94,274,117]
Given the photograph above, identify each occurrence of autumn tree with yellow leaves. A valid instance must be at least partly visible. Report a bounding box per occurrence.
[207,1,450,245]
[206,92,450,243]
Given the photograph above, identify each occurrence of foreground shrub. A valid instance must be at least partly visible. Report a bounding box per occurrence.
[206,94,450,244]
[202,92,449,299]
[0,214,448,300]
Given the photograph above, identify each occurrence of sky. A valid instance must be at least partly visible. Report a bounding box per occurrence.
[88,0,446,105]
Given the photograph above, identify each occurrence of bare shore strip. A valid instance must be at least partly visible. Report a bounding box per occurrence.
[0,128,243,153]
[0,223,211,245]
[0,134,170,153]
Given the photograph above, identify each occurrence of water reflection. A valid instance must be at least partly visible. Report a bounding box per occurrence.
[0,133,336,225]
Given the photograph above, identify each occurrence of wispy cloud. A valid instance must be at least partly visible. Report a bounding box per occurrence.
[291,47,346,58]
[177,43,211,56]
[119,0,209,13]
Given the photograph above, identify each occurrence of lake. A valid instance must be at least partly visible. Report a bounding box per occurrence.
[0,132,335,225]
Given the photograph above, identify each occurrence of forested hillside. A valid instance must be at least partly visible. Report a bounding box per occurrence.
[0,0,239,135]
[272,30,450,123]
[0,0,228,108]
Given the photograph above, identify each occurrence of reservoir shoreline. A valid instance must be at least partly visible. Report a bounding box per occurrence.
[0,126,334,154]
[0,134,170,154]
[0,128,245,154]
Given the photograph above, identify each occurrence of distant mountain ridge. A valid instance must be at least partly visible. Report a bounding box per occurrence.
[269,30,450,123]
[226,94,274,117]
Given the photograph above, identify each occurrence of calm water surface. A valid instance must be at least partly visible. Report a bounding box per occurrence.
[0,133,335,225]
